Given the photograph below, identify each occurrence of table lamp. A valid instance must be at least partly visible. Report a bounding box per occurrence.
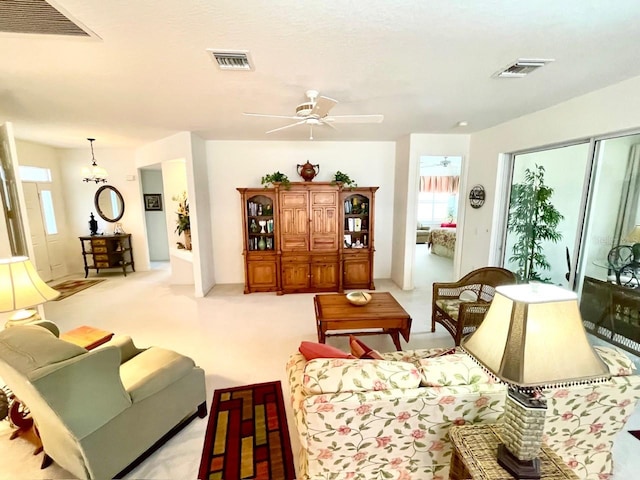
[624,225,640,263]
[0,257,60,327]
[462,283,610,479]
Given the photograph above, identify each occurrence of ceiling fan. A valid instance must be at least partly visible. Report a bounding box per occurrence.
[423,157,452,168]
[243,90,384,139]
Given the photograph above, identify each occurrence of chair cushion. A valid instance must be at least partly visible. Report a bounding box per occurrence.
[120,347,196,403]
[0,325,86,376]
[435,299,474,320]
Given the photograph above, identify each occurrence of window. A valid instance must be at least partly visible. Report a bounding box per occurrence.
[417,191,458,223]
[19,166,51,182]
[40,190,58,235]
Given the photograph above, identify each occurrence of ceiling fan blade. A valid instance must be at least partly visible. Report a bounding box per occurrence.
[322,120,338,130]
[243,112,300,120]
[265,120,307,134]
[325,114,384,124]
[311,96,337,118]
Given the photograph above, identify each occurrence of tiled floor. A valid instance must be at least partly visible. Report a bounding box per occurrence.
[0,251,638,479]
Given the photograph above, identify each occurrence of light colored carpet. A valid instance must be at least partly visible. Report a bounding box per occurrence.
[0,258,638,479]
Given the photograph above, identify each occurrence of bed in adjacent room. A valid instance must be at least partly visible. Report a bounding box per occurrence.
[430,227,456,258]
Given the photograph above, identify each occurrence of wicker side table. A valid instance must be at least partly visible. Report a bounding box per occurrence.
[448,424,578,480]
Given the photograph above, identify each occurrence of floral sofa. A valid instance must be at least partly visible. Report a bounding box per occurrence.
[286,346,640,480]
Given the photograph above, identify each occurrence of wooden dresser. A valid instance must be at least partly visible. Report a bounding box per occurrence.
[79,234,135,277]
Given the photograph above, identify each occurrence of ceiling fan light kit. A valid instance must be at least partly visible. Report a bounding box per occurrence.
[243,90,383,140]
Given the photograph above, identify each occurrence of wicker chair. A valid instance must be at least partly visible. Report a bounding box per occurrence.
[431,267,517,345]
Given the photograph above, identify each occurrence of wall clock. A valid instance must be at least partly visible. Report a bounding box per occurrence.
[469,185,485,209]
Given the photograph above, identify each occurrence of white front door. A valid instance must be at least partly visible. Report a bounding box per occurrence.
[23,182,51,281]
[22,182,67,281]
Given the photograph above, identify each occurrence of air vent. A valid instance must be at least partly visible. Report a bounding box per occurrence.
[493,58,554,78]
[207,50,253,71]
[0,0,94,37]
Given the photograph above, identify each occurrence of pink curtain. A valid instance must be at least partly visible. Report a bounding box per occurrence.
[419,175,460,193]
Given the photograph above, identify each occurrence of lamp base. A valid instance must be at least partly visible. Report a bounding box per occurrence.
[5,309,41,328]
[497,444,541,479]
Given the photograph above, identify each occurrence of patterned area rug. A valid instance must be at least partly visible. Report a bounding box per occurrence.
[50,279,105,301]
[198,381,296,480]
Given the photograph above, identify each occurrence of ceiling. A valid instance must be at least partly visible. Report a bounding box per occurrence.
[3,0,640,148]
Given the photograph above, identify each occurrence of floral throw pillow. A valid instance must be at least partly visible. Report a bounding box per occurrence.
[418,353,496,387]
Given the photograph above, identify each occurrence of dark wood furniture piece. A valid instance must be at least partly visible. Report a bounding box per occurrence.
[238,183,377,294]
[79,234,134,277]
[580,275,640,356]
[432,267,517,346]
[60,325,114,350]
[448,424,578,480]
[313,292,411,350]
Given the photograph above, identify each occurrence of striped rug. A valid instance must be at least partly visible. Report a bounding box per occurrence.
[198,380,296,480]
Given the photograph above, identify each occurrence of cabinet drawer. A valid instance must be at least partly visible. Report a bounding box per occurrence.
[92,239,107,246]
[312,254,338,263]
[282,254,309,263]
[93,246,108,253]
[93,254,109,261]
[96,262,110,268]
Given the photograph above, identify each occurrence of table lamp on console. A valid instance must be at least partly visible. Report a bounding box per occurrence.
[0,256,60,328]
[462,283,610,479]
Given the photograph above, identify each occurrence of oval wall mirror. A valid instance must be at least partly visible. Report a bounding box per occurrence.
[94,185,125,222]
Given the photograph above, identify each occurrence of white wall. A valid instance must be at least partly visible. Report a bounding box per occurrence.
[141,169,169,261]
[58,147,144,274]
[465,75,640,276]
[392,134,470,289]
[207,140,396,284]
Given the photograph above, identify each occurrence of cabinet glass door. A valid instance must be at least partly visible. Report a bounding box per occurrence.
[246,194,275,251]
[343,194,370,250]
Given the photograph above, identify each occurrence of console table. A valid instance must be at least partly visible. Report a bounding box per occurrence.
[79,234,134,277]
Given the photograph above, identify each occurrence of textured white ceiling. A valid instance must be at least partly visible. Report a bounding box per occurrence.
[2,0,640,147]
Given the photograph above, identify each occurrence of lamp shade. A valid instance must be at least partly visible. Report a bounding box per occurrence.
[0,257,60,312]
[625,225,640,244]
[462,283,609,389]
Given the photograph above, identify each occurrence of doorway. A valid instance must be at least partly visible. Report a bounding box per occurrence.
[413,156,461,287]
[21,181,67,281]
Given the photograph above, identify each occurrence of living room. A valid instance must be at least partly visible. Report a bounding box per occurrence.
[3,2,640,479]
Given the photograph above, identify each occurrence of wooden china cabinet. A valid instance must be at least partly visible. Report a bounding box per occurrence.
[238,182,377,294]
[341,187,378,290]
[237,189,279,293]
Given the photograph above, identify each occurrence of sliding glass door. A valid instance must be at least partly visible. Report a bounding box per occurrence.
[499,131,640,356]
[503,143,590,286]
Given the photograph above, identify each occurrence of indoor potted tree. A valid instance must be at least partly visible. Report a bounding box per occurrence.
[507,164,564,282]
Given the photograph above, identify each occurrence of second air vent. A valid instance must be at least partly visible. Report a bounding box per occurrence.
[493,58,554,78]
[207,50,253,71]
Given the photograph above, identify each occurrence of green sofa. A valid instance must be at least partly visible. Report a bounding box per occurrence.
[0,322,206,479]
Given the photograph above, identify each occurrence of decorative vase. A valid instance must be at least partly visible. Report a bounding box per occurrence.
[250,218,260,233]
[184,229,192,250]
[89,213,98,235]
[258,236,266,251]
[297,161,320,182]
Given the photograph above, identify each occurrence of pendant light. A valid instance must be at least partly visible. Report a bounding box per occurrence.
[82,138,108,183]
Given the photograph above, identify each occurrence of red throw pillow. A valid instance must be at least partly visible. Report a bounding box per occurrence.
[429,347,457,357]
[299,341,354,360]
[349,335,384,360]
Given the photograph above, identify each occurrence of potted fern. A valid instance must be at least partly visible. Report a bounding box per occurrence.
[507,164,563,282]
[261,171,291,189]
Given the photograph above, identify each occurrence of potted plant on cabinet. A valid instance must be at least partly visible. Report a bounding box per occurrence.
[507,164,563,282]
[261,171,291,189]
[332,171,357,189]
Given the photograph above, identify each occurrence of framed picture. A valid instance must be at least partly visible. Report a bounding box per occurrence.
[144,194,163,211]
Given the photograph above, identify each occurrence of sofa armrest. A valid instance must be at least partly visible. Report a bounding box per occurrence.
[119,347,198,403]
[97,335,145,364]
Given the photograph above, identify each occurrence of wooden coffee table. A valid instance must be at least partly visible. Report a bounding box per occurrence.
[314,292,412,350]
